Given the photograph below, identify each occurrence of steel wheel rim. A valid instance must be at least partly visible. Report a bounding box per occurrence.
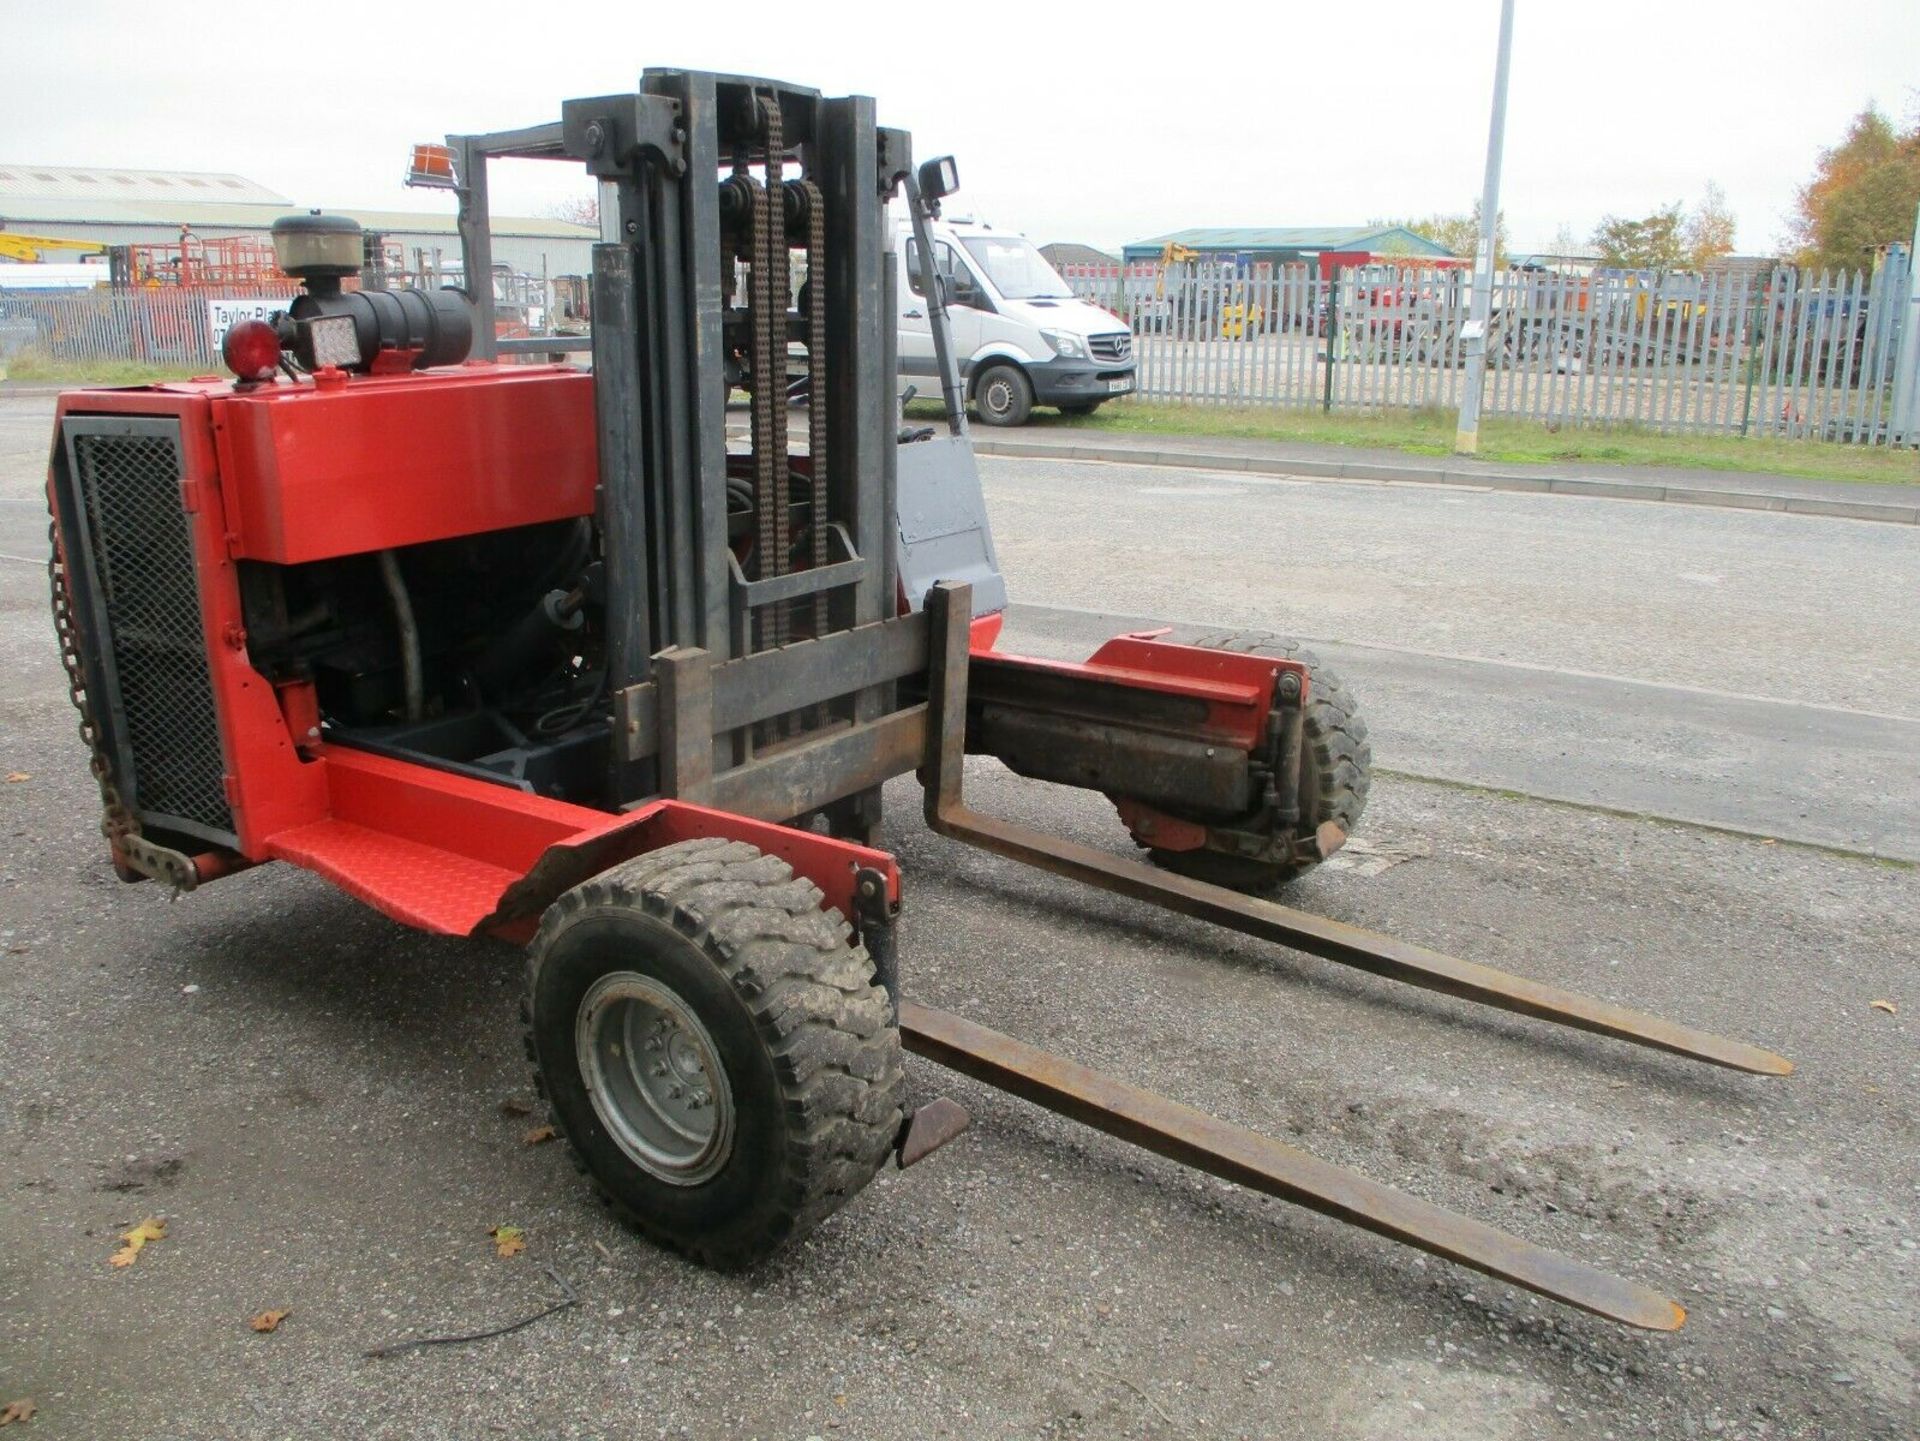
[983,377,1012,415]
[576,971,734,1186]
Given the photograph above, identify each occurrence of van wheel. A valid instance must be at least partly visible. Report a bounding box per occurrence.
[974,364,1033,426]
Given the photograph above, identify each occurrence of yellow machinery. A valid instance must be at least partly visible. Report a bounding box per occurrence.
[1156,241,1262,340]
[0,231,107,264]
[1220,282,1264,340]
[1153,239,1200,293]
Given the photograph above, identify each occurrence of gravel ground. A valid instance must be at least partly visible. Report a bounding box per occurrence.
[2,747,1915,1440]
[1,395,1916,1438]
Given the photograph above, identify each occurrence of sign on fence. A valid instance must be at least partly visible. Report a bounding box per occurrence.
[207,296,296,348]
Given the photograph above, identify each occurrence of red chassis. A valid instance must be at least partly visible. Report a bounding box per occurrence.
[49,365,1296,934]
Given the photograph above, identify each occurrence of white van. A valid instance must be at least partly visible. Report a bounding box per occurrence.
[896,218,1136,425]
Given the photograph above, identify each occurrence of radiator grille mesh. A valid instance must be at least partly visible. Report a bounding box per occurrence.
[71,430,233,836]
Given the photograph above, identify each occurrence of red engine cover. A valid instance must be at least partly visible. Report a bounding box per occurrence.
[212,364,597,562]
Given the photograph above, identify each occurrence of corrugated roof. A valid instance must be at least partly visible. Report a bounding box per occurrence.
[1122,225,1454,258]
[0,163,288,205]
[1040,242,1118,267]
[0,195,594,241]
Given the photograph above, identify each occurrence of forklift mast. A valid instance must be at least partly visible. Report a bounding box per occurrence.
[439,76,910,832]
[435,72,998,835]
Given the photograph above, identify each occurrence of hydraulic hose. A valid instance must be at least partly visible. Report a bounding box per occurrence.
[377,549,424,723]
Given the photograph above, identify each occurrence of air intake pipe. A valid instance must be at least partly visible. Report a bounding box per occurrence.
[271,212,474,372]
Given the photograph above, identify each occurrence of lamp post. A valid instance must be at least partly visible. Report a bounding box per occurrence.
[1454,0,1516,455]
[1890,204,1920,446]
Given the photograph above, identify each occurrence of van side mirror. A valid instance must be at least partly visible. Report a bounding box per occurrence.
[942,271,978,308]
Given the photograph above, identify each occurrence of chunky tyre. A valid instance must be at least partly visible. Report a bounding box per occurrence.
[1130,631,1372,892]
[973,363,1033,426]
[524,837,904,1268]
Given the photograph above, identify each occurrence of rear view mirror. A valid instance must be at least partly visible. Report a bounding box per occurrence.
[941,271,978,308]
[918,155,959,199]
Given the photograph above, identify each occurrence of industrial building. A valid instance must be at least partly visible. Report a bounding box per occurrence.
[1038,241,1119,270]
[1122,224,1455,267]
[0,163,595,283]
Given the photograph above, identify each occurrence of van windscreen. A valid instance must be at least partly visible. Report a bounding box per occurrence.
[960,237,1073,300]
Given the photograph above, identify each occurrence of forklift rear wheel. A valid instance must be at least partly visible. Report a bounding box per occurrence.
[524,838,904,1268]
[1126,631,1372,892]
[974,363,1033,426]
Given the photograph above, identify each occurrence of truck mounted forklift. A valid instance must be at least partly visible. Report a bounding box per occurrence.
[44,69,1791,1333]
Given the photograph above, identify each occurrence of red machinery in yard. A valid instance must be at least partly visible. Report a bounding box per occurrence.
[44,70,1789,1331]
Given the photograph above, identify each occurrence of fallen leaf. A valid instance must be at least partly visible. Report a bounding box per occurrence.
[249,1308,292,1333]
[488,1224,525,1258]
[4,773,28,784]
[498,1098,533,1117]
[109,1217,167,1268]
[1870,999,1897,1015]
[0,1398,36,1426]
[523,1125,556,1146]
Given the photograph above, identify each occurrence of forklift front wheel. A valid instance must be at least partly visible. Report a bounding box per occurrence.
[524,838,905,1269]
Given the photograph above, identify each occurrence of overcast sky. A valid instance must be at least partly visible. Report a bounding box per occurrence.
[3,1,1915,256]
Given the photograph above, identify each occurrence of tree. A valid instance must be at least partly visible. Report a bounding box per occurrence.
[1591,203,1688,269]
[1683,181,1737,268]
[1591,185,1739,271]
[1789,105,1920,269]
[548,194,600,229]
[1370,203,1506,264]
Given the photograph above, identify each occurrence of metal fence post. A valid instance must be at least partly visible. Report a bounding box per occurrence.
[1322,267,1337,414]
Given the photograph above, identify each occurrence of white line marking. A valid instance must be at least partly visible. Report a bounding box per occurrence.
[1007,600,1920,726]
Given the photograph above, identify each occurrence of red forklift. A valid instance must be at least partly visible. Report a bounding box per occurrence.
[44,70,1788,1330]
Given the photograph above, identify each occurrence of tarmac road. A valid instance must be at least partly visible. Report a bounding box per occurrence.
[979,455,1920,862]
[1,395,1916,1439]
